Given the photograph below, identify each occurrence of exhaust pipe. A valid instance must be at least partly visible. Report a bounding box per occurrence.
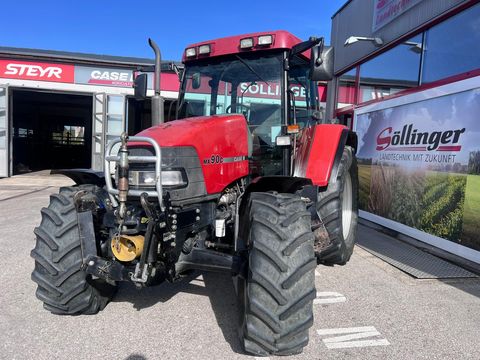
[148,38,164,125]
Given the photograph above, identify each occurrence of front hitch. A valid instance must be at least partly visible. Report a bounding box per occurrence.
[130,193,165,285]
[103,133,166,286]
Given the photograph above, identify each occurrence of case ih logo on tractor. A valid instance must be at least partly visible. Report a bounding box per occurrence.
[31,31,359,356]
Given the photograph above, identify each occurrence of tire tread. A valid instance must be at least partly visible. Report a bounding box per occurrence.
[31,185,115,315]
[242,192,316,356]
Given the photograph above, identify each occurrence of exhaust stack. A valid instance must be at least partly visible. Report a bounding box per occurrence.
[149,38,164,125]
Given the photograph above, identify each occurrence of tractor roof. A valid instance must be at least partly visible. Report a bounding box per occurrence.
[182,30,305,62]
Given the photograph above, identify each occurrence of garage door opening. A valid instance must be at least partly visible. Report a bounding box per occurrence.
[12,90,92,174]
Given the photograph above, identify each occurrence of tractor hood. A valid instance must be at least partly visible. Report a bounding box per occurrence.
[136,114,248,149]
[134,114,250,194]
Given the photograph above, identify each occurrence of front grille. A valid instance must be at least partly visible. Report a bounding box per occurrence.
[129,146,207,201]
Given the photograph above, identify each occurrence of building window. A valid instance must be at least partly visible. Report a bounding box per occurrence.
[52,126,85,146]
[358,34,422,103]
[337,67,357,109]
[422,3,480,84]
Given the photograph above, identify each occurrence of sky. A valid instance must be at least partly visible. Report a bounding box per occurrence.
[0,0,346,61]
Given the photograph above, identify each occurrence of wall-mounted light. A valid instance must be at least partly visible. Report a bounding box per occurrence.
[344,36,384,47]
[402,41,423,54]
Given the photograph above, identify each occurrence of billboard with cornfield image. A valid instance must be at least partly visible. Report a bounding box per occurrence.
[355,80,480,255]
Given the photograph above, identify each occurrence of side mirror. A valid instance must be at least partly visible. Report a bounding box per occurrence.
[172,63,184,81]
[310,45,334,81]
[133,73,148,100]
[192,73,201,89]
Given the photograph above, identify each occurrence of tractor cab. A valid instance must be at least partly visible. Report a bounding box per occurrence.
[175,31,333,176]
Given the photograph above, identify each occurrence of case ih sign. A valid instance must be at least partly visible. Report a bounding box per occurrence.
[0,60,75,83]
[75,66,135,87]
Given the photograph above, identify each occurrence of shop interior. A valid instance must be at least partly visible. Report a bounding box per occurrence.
[11,89,93,174]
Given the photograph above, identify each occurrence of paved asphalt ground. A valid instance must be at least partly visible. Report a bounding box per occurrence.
[1,173,480,360]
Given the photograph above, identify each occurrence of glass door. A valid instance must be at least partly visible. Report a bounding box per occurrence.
[91,93,106,171]
[92,94,126,172]
[106,95,125,173]
[0,87,8,177]
[106,95,125,145]
[92,93,125,171]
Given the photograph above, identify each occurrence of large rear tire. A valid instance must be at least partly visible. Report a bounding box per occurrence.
[315,146,359,265]
[31,185,115,315]
[240,192,316,356]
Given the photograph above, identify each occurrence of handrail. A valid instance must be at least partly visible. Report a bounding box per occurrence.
[104,136,164,211]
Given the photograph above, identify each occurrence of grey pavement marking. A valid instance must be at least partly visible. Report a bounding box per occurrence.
[0,186,52,202]
[317,326,390,349]
[314,291,346,305]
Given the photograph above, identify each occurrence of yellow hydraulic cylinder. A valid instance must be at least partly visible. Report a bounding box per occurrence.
[111,235,145,262]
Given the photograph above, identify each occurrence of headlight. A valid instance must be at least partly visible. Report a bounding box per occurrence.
[128,170,186,187]
[129,170,156,187]
[161,170,186,186]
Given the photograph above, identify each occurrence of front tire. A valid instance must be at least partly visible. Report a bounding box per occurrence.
[31,185,115,315]
[315,146,359,265]
[240,192,316,356]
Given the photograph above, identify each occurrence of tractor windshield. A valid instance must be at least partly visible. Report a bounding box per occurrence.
[178,52,285,175]
[179,52,283,142]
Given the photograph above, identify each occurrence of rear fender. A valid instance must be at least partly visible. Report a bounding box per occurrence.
[294,124,357,187]
[51,169,106,187]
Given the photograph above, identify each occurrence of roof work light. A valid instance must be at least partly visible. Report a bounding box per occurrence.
[240,38,254,49]
[198,44,211,55]
[185,47,197,57]
[258,35,273,46]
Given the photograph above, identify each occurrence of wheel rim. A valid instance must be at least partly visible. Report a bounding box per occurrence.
[342,173,353,239]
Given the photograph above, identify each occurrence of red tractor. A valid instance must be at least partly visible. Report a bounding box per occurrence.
[31,31,358,356]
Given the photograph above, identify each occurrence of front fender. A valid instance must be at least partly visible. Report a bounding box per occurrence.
[294,124,357,187]
[51,169,106,187]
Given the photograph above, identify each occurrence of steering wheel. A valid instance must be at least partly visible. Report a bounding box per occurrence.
[226,103,250,113]
[226,103,251,121]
